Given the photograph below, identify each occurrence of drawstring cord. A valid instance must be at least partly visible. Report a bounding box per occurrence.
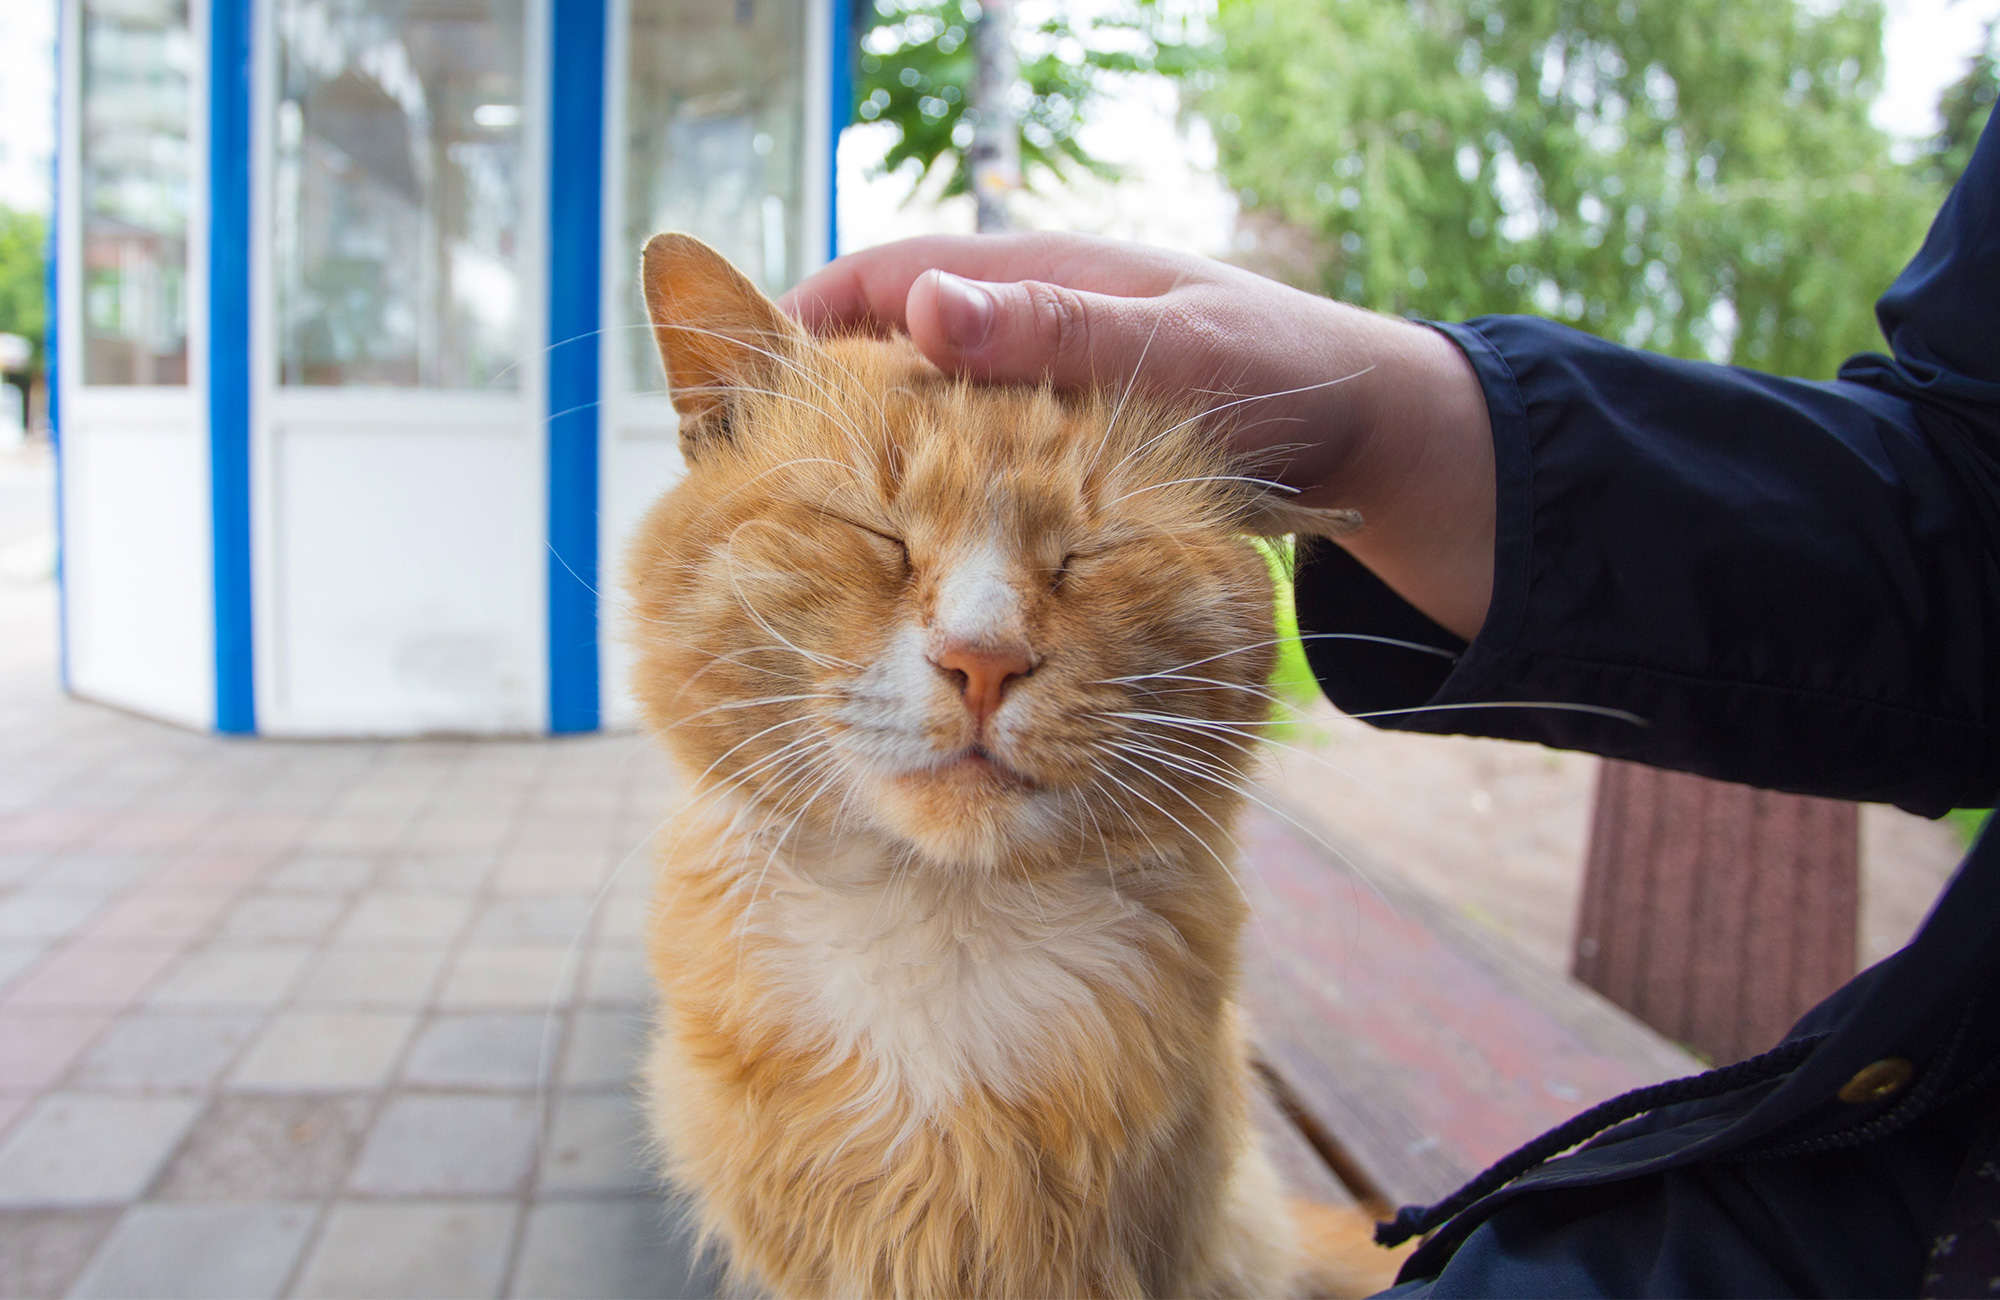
[1375,1031,1831,1248]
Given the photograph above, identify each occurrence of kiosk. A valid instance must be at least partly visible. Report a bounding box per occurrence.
[54,0,847,735]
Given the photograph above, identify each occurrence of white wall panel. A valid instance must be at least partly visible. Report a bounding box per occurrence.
[263,422,542,735]
[63,421,214,727]
[599,418,684,728]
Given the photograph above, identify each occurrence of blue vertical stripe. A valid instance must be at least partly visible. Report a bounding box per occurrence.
[547,0,606,734]
[49,7,66,694]
[829,0,851,259]
[209,0,255,733]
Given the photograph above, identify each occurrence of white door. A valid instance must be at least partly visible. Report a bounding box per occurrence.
[59,0,215,729]
[252,0,549,735]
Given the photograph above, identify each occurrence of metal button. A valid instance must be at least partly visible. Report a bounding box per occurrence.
[1837,1057,1915,1105]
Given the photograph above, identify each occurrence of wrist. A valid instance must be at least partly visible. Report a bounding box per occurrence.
[1315,316,1498,642]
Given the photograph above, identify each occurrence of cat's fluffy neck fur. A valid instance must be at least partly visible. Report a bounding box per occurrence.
[676,788,1209,1113]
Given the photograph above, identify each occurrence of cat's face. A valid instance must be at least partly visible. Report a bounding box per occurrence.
[627,236,1347,872]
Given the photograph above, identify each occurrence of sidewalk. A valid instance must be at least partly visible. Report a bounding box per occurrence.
[0,453,713,1296]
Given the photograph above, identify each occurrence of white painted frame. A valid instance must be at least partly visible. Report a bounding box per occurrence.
[57,0,216,731]
[248,0,553,737]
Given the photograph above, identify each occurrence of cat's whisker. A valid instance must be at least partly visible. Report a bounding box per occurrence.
[1089,751,1263,932]
[1106,474,1302,508]
[1085,304,1171,478]
[1101,367,1376,487]
[1344,700,1652,726]
[1093,630,1463,687]
[683,712,831,794]
[719,530,861,673]
[1104,733,1406,941]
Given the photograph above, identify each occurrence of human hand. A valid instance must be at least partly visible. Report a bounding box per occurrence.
[780,233,1497,641]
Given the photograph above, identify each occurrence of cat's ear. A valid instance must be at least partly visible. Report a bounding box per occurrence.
[641,232,807,455]
[1234,491,1363,540]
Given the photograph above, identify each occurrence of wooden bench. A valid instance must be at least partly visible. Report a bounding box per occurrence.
[1236,796,1704,1213]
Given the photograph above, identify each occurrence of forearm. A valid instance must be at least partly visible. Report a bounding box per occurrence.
[1304,311,1497,643]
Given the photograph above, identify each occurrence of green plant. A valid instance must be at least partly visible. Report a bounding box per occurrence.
[0,206,47,372]
[1202,0,1939,379]
[852,0,1212,196]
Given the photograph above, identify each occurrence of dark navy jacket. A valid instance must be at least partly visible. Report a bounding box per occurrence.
[1295,112,2000,1295]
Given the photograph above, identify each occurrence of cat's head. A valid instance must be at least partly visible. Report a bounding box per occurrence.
[626,234,1355,873]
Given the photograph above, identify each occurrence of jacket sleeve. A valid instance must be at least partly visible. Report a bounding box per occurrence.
[1295,115,2000,817]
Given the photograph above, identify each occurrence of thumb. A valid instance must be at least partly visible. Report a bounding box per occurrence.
[905,269,1164,389]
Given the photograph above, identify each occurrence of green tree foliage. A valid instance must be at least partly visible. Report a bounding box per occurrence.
[853,0,1209,196]
[0,206,46,372]
[1927,20,1996,188]
[1203,0,1941,378]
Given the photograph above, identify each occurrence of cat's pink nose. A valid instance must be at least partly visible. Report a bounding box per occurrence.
[932,643,1035,727]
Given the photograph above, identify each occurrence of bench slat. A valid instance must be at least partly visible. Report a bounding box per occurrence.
[1237,798,1703,1209]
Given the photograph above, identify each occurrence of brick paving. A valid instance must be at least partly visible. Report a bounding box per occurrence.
[0,459,716,1297]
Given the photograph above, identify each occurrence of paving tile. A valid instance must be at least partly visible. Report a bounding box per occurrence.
[538,1093,654,1194]
[378,856,494,895]
[83,886,241,943]
[217,895,345,943]
[0,812,102,854]
[154,1095,371,1200]
[335,895,475,944]
[31,854,159,894]
[1,942,182,1008]
[191,811,314,850]
[470,898,596,945]
[347,1094,538,1196]
[292,1200,517,1300]
[406,819,511,851]
[0,1013,112,1090]
[147,946,312,1008]
[562,1010,646,1089]
[0,1208,120,1300]
[0,1094,202,1205]
[262,856,376,894]
[294,947,447,1007]
[66,1201,316,1299]
[441,947,577,1009]
[582,947,653,1007]
[70,1012,262,1090]
[0,892,104,941]
[147,852,279,891]
[298,820,412,853]
[491,853,609,897]
[0,1093,30,1140]
[229,1012,418,1091]
[402,1014,552,1090]
[594,899,648,943]
[510,1198,720,1300]
[0,853,46,889]
[85,810,213,851]
[0,944,47,993]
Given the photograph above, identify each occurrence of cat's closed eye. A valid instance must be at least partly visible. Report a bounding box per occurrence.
[820,511,910,577]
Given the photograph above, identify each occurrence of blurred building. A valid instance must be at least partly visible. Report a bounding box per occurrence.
[54,0,846,735]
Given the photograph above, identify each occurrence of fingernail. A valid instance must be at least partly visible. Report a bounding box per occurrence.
[933,272,995,351]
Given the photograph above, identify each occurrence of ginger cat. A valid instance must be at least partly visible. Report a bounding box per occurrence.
[627,233,1404,1298]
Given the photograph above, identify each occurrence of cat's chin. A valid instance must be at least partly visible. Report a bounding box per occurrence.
[864,752,1063,868]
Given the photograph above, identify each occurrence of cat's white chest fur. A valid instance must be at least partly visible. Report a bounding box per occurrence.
[747,850,1176,1110]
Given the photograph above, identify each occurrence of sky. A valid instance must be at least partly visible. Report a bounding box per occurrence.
[0,0,1992,241]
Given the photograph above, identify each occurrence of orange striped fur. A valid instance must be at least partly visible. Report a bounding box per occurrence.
[626,234,1402,1298]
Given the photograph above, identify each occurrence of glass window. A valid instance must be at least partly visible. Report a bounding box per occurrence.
[274,0,526,388]
[80,0,193,387]
[620,0,808,394]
